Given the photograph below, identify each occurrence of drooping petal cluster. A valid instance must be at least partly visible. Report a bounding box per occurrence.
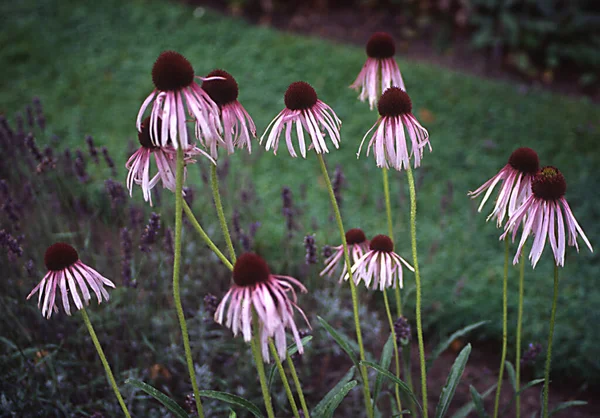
[320,228,370,282]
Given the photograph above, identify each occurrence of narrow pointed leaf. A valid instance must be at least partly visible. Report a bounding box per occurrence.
[549,400,587,416]
[228,409,237,418]
[434,343,472,418]
[312,366,356,417]
[125,379,188,418]
[450,383,496,418]
[198,390,262,417]
[505,360,516,391]
[373,333,394,404]
[268,335,313,390]
[361,360,422,413]
[469,385,489,418]
[501,378,545,415]
[317,316,359,368]
[322,380,358,418]
[429,321,487,368]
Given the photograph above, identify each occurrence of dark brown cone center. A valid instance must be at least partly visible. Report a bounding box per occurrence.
[138,116,160,149]
[346,228,367,245]
[151,51,195,92]
[369,234,394,252]
[45,242,79,271]
[233,253,271,286]
[366,32,396,59]
[202,69,239,107]
[508,147,540,175]
[532,166,567,201]
[377,87,412,117]
[284,81,318,111]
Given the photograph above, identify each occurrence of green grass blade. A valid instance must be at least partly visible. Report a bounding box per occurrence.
[505,360,516,391]
[450,383,496,418]
[373,333,394,405]
[434,343,472,418]
[361,360,422,414]
[428,322,487,369]
[125,379,188,418]
[549,400,587,416]
[312,366,356,417]
[198,390,262,417]
[500,378,546,416]
[469,385,489,418]
[322,380,358,418]
[317,316,359,369]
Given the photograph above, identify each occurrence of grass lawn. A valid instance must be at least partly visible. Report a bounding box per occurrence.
[2,0,599,390]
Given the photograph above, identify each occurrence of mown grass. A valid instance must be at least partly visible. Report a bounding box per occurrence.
[1,0,599,408]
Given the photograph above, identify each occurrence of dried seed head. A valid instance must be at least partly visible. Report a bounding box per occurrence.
[377,87,412,117]
[138,116,160,149]
[202,69,239,107]
[369,234,394,252]
[151,51,195,92]
[366,32,396,59]
[284,81,318,111]
[345,228,367,245]
[44,243,79,271]
[233,253,271,286]
[532,166,566,201]
[508,147,540,175]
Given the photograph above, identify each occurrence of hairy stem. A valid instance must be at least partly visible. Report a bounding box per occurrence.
[383,290,403,413]
[252,312,275,418]
[210,164,236,264]
[516,253,525,418]
[286,355,310,418]
[493,239,510,418]
[542,265,559,418]
[269,341,300,418]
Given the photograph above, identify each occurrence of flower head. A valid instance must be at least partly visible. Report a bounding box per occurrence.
[26,243,115,318]
[320,228,370,282]
[126,116,213,206]
[358,87,431,170]
[469,147,539,227]
[501,166,593,267]
[214,253,310,362]
[349,234,414,290]
[136,51,222,150]
[260,81,341,158]
[202,69,256,155]
[350,32,406,110]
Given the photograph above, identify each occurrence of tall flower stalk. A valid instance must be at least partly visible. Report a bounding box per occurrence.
[542,266,559,418]
[269,341,301,418]
[516,253,525,418]
[493,239,510,418]
[252,312,276,418]
[211,164,236,264]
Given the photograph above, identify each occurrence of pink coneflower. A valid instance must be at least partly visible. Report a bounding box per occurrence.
[349,234,414,291]
[350,32,406,110]
[320,228,370,283]
[214,253,310,362]
[358,87,431,170]
[126,116,213,206]
[202,69,256,156]
[469,147,540,227]
[136,51,221,150]
[26,243,115,319]
[501,166,593,267]
[260,81,341,158]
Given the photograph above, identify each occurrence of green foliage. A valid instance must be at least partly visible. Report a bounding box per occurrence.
[434,344,472,418]
[125,379,189,418]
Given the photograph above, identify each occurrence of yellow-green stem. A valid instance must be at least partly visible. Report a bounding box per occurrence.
[382,168,403,318]
[80,308,131,418]
[406,165,428,418]
[317,153,374,418]
[269,341,300,418]
[493,239,510,418]
[173,148,205,418]
[252,312,275,418]
[383,290,403,413]
[542,265,559,418]
[286,355,310,418]
[210,164,236,264]
[516,253,525,418]
[182,200,233,271]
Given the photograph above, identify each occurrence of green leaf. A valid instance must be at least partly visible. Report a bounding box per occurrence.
[373,333,394,404]
[198,390,262,417]
[434,343,472,418]
[500,378,545,416]
[125,379,188,418]
[505,360,516,391]
[450,383,496,418]
[549,400,587,416]
[228,408,237,418]
[312,366,356,418]
[322,380,358,418]
[317,316,359,369]
[469,385,489,418]
[428,321,488,369]
[361,361,422,414]
[268,335,313,390]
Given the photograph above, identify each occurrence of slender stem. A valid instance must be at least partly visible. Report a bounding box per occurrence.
[182,200,233,271]
[210,164,236,264]
[286,355,310,418]
[317,153,374,418]
[516,253,525,418]
[493,239,510,418]
[542,265,559,418]
[269,341,300,418]
[383,168,404,318]
[383,290,403,413]
[80,308,131,418]
[252,312,275,418]
[405,165,428,418]
[173,148,205,418]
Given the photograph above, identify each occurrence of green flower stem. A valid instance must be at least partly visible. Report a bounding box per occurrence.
[317,153,374,418]
[542,265,559,418]
[174,148,205,418]
[269,341,300,418]
[286,354,310,418]
[182,200,233,271]
[210,164,236,264]
[383,290,403,414]
[493,239,510,418]
[80,307,131,418]
[405,165,428,418]
[382,168,404,318]
[252,312,275,418]
[516,253,525,418]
